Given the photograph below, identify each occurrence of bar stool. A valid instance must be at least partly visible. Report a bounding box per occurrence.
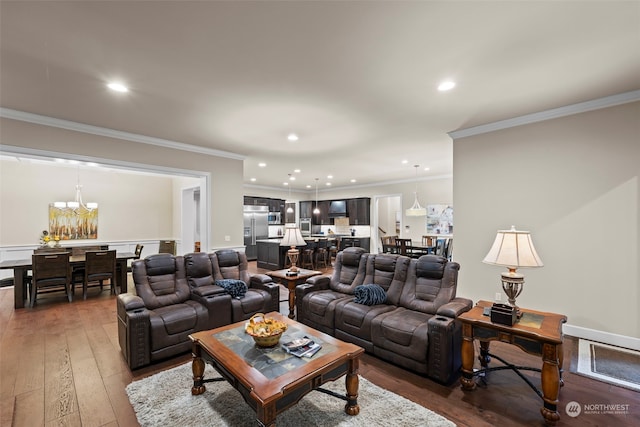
[328,237,340,266]
[315,239,328,269]
[301,240,316,270]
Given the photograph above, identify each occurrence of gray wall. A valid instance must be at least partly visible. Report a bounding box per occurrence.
[452,101,639,340]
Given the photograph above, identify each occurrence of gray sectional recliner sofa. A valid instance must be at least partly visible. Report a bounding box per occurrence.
[295,247,472,383]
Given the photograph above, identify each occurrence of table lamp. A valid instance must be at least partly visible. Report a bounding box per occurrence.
[280,224,307,275]
[482,226,543,314]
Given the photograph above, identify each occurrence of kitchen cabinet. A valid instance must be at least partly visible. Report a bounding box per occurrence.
[313,200,331,225]
[347,198,370,225]
[299,201,313,219]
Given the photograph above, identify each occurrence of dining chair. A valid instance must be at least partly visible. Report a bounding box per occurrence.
[127,244,144,273]
[158,240,176,255]
[30,252,72,308]
[434,239,447,257]
[82,250,117,299]
[394,238,411,256]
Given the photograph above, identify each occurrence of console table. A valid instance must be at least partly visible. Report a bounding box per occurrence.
[459,300,567,426]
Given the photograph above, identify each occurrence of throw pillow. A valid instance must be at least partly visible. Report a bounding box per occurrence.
[354,284,387,306]
[214,279,248,299]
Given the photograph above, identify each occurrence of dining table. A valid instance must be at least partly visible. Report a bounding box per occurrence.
[0,251,136,309]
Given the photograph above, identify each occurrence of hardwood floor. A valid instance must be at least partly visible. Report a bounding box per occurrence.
[0,262,637,426]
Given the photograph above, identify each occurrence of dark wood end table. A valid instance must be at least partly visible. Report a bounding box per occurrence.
[459,300,567,426]
[266,268,321,318]
[189,312,364,427]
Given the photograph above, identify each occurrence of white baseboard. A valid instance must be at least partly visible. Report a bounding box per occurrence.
[564,324,640,351]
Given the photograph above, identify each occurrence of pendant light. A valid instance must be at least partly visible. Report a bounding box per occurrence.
[313,178,320,214]
[406,165,427,217]
[286,174,294,214]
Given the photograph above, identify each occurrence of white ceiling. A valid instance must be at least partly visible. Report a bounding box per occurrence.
[1,1,639,190]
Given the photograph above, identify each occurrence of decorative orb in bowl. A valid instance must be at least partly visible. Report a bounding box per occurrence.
[245,313,288,347]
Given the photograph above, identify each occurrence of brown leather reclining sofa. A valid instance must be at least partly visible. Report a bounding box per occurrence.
[296,247,472,383]
[117,250,279,370]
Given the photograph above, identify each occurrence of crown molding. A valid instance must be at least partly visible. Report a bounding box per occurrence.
[244,174,452,193]
[448,90,640,140]
[0,108,245,161]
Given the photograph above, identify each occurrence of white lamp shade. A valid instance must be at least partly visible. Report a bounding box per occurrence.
[483,226,543,269]
[280,224,307,247]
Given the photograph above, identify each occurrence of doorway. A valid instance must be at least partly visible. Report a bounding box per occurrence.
[182,182,207,254]
[373,194,401,253]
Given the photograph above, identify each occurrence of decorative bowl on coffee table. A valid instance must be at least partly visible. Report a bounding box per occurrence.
[245,313,288,347]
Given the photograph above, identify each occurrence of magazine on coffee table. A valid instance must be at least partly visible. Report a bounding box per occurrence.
[281,336,322,358]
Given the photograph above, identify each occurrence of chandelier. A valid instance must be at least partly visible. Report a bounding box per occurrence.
[405,165,426,216]
[54,169,98,212]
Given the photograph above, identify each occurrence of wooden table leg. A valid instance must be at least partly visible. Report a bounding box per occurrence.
[116,259,128,294]
[479,340,491,368]
[256,403,276,427]
[191,343,206,395]
[540,342,562,426]
[286,279,296,319]
[13,267,27,309]
[345,357,360,415]
[460,323,476,390]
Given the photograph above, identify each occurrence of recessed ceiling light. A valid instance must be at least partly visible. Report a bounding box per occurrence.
[438,81,456,91]
[294,169,301,173]
[327,175,333,179]
[401,160,408,164]
[424,167,430,171]
[287,133,299,141]
[86,162,99,167]
[258,162,267,167]
[250,177,256,182]
[107,82,129,93]
[350,179,356,183]
[326,182,332,186]
[283,182,289,186]
[306,184,311,188]
[289,176,295,181]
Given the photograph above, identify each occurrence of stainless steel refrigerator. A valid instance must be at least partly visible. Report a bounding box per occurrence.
[244,205,269,260]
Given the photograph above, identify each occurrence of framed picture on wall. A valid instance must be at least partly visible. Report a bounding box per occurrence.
[49,204,98,240]
[426,204,453,234]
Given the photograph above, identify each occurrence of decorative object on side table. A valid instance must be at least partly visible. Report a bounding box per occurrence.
[483,225,543,319]
[280,223,307,275]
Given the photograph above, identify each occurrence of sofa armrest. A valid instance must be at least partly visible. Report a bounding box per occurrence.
[436,297,473,318]
[117,293,145,311]
[250,273,273,286]
[248,280,280,313]
[305,275,330,290]
[191,292,233,329]
[191,284,226,298]
[116,294,151,370]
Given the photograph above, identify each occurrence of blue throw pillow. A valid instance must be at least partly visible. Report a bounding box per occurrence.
[354,284,387,306]
[215,279,248,299]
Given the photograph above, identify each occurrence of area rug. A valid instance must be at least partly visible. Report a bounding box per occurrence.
[126,362,456,427]
[574,339,640,392]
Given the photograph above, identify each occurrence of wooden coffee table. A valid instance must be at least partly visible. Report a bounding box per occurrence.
[266,268,321,318]
[189,312,364,427]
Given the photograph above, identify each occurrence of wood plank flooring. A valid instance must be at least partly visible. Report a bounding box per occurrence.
[0,262,638,426]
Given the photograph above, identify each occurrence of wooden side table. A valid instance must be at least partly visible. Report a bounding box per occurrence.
[266,268,321,318]
[459,300,567,426]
